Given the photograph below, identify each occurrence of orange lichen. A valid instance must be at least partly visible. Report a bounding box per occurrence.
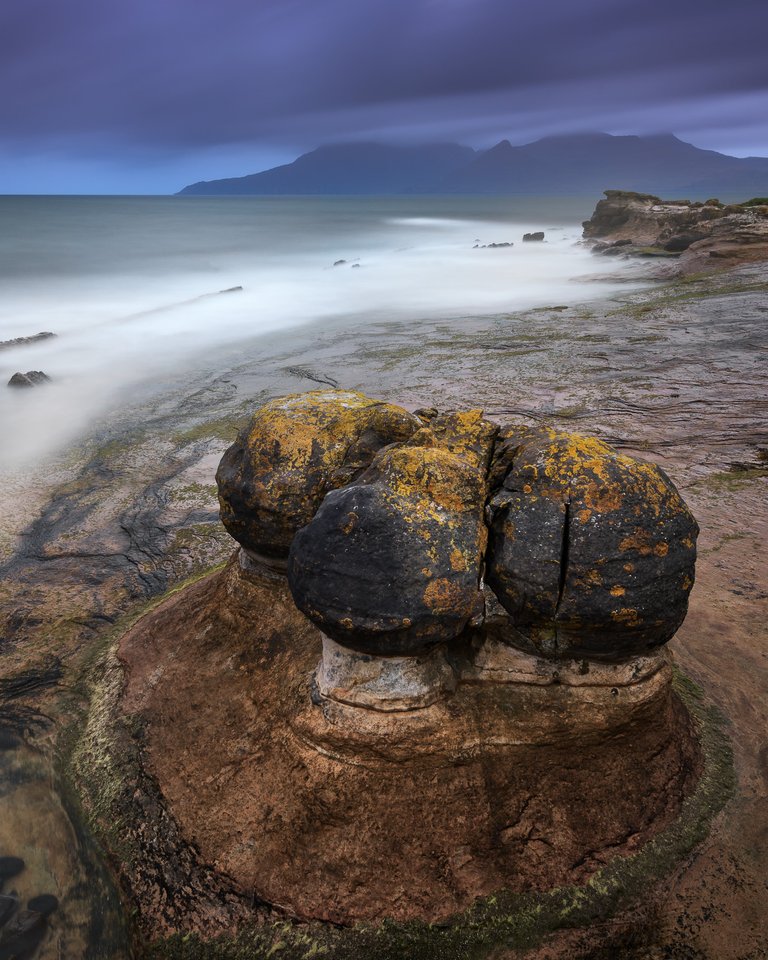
[423,578,468,615]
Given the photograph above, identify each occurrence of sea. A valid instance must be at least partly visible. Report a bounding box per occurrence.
[0,195,634,467]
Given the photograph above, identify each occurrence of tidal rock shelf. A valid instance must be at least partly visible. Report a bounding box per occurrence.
[70,389,726,955]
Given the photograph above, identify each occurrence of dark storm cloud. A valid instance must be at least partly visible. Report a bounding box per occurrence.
[1,0,767,180]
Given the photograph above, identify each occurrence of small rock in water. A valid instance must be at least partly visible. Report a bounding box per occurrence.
[474,242,514,248]
[7,371,51,388]
[332,259,347,266]
[522,231,545,242]
[26,895,58,918]
[0,332,56,351]
[218,285,243,294]
[0,859,24,883]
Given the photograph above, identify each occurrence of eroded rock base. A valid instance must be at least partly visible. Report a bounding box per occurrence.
[107,556,704,930]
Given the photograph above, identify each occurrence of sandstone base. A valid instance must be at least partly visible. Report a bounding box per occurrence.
[117,556,701,926]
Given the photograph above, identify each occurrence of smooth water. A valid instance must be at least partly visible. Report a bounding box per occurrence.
[0,195,631,466]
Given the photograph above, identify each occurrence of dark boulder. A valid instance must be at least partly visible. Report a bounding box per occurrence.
[288,411,497,655]
[486,427,698,660]
[216,390,421,564]
[522,231,545,242]
[7,371,51,388]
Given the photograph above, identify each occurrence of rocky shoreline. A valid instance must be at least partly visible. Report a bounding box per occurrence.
[0,228,767,957]
[582,189,768,272]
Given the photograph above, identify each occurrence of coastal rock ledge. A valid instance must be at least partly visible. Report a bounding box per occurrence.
[76,390,728,957]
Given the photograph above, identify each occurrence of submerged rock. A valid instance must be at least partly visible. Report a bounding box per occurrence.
[486,427,698,659]
[216,390,420,566]
[7,371,51,388]
[288,410,497,655]
[0,332,55,351]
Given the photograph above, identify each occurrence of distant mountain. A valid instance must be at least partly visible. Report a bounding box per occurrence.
[178,143,475,196]
[177,133,768,199]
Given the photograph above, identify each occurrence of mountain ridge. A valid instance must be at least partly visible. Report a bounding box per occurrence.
[177,133,768,199]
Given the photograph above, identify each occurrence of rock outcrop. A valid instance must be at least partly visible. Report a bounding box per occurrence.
[216,391,698,671]
[522,231,545,241]
[583,190,768,267]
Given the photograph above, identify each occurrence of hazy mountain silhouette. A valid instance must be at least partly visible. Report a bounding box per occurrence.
[177,133,768,198]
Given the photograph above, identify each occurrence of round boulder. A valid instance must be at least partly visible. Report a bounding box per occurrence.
[216,390,420,565]
[288,411,496,656]
[486,427,698,659]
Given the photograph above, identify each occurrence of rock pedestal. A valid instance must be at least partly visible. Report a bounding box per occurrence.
[315,634,456,711]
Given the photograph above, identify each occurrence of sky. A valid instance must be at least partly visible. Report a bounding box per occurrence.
[1,0,767,194]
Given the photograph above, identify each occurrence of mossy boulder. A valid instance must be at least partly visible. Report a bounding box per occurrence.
[216,390,420,563]
[287,411,497,655]
[486,427,698,659]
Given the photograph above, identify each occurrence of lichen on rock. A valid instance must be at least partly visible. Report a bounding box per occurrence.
[215,389,420,565]
[287,409,497,655]
[486,426,699,659]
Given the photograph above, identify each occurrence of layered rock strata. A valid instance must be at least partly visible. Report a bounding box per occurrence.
[486,426,698,659]
[115,557,701,927]
[583,189,768,267]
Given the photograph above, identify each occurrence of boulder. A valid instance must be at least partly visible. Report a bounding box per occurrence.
[7,371,51,388]
[486,427,698,659]
[216,390,420,565]
[522,231,545,242]
[288,410,497,655]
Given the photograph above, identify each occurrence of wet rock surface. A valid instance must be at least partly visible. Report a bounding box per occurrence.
[112,558,701,929]
[0,333,56,351]
[7,371,51,389]
[0,853,59,960]
[523,231,545,241]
